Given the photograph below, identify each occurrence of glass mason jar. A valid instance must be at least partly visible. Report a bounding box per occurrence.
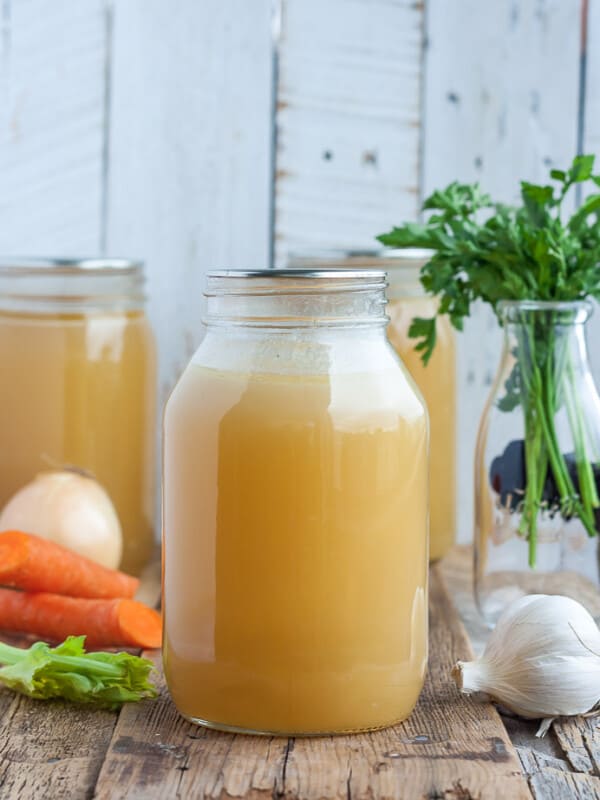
[289,249,456,562]
[163,269,429,736]
[475,300,600,625]
[0,258,157,575]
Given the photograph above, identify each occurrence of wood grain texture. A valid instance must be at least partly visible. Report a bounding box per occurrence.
[273,0,423,265]
[554,717,600,777]
[0,691,117,800]
[529,770,600,800]
[106,0,274,403]
[92,567,530,800]
[422,0,583,544]
[0,0,108,253]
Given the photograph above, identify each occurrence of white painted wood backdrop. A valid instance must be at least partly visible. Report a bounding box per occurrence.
[0,0,598,542]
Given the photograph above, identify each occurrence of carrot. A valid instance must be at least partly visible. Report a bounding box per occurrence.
[0,531,139,599]
[0,588,162,649]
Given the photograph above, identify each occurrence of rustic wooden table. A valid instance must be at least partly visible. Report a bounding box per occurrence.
[0,548,598,800]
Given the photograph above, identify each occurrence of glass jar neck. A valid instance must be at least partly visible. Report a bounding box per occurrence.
[499,300,593,374]
[0,258,146,313]
[204,269,388,330]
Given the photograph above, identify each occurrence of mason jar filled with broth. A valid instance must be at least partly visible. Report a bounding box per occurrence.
[0,258,157,575]
[289,249,456,562]
[163,269,429,735]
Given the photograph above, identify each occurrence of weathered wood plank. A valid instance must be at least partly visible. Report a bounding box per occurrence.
[554,717,600,777]
[0,693,117,800]
[528,769,600,800]
[273,0,423,265]
[0,0,108,253]
[423,0,581,201]
[92,566,530,800]
[106,0,274,403]
[422,0,583,544]
[516,746,570,775]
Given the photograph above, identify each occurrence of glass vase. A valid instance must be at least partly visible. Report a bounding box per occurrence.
[474,300,600,625]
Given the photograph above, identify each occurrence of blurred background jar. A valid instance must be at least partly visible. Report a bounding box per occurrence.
[0,258,157,575]
[289,249,457,562]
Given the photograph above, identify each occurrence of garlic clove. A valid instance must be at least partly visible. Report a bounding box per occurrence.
[452,594,600,730]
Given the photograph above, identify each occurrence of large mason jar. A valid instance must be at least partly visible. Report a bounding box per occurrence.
[289,249,456,562]
[163,269,429,736]
[475,300,600,625]
[0,258,157,575]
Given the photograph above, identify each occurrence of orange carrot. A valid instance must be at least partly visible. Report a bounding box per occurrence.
[0,531,139,599]
[0,587,162,649]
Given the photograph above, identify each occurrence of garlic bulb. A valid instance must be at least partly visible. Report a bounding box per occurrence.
[453,594,600,736]
[0,471,123,569]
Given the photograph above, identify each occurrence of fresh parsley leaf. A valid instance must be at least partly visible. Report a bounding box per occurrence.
[569,154,595,183]
[408,316,437,365]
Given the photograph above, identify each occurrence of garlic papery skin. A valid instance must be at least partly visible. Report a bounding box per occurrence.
[0,471,123,569]
[453,594,600,729]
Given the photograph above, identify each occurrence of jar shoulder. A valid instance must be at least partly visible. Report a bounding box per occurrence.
[167,330,428,425]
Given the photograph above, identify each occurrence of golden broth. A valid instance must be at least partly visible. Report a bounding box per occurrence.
[0,310,156,575]
[163,363,428,735]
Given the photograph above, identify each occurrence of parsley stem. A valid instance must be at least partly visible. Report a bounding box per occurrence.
[514,313,599,567]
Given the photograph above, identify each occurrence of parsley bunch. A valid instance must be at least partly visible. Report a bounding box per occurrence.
[378,155,600,566]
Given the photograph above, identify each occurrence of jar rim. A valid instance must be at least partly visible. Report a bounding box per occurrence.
[205,268,388,299]
[499,299,593,311]
[208,268,385,280]
[499,299,593,323]
[0,258,146,312]
[287,248,434,267]
[0,257,143,276]
[204,269,388,328]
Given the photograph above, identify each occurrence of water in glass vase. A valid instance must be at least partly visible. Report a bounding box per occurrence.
[475,300,600,625]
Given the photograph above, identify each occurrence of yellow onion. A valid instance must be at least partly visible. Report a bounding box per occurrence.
[0,471,123,569]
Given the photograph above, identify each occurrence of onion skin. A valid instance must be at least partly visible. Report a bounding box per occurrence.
[0,472,123,569]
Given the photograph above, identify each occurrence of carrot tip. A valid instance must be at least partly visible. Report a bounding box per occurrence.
[119,600,162,649]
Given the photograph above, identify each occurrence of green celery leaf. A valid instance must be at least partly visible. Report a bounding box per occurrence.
[0,636,158,710]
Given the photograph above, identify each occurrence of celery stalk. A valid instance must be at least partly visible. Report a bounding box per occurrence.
[0,635,157,709]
